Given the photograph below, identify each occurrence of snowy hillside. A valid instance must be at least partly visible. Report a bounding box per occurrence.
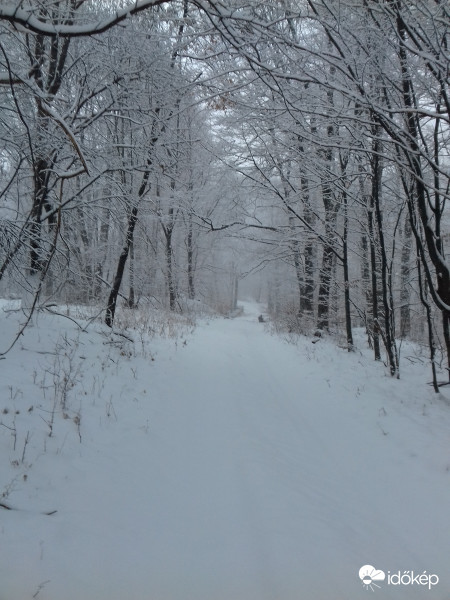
[1,300,449,600]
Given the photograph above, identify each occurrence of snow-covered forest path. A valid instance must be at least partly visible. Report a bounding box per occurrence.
[2,302,450,600]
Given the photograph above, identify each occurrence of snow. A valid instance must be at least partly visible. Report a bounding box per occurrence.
[1,300,450,599]
[0,2,166,37]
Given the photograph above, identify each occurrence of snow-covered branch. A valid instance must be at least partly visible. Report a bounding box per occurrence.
[0,1,171,37]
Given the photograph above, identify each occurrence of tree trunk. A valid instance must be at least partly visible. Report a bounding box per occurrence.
[342,184,353,351]
[399,211,412,338]
[187,213,195,300]
[316,83,338,332]
[128,239,135,308]
[367,191,381,361]
[317,243,334,331]
[165,225,177,311]
[105,205,138,328]
[298,140,315,317]
[415,238,439,392]
[371,125,398,376]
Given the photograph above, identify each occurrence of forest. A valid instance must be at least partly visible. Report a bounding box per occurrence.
[0,0,449,386]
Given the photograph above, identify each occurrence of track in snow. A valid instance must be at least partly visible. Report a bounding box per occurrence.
[1,301,449,600]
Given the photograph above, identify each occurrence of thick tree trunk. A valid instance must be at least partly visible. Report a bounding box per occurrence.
[342,186,353,351]
[30,143,54,276]
[27,26,70,278]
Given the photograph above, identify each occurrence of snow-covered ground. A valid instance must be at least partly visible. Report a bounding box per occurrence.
[1,300,449,600]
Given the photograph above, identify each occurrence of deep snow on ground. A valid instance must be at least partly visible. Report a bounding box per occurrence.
[1,300,450,600]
